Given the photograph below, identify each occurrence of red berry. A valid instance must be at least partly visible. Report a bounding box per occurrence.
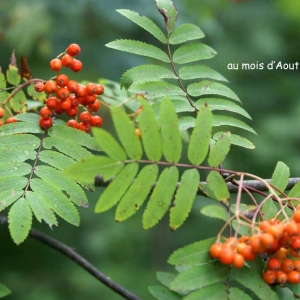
[282,259,294,273]
[59,98,72,111]
[69,95,80,106]
[285,221,299,236]
[267,258,281,271]
[56,88,70,100]
[71,59,82,72]
[263,270,276,284]
[39,117,52,130]
[67,80,79,93]
[78,122,90,133]
[56,74,69,87]
[75,85,86,98]
[85,83,97,95]
[67,43,81,56]
[46,97,59,110]
[65,106,78,117]
[6,117,17,124]
[34,82,45,92]
[44,80,57,94]
[40,107,52,119]
[87,101,100,112]
[293,210,300,223]
[49,58,62,72]
[67,119,79,128]
[276,271,288,284]
[90,115,103,127]
[61,54,74,68]
[291,237,300,251]
[0,107,4,118]
[80,111,91,124]
[95,84,104,95]
[85,94,96,104]
[54,105,64,115]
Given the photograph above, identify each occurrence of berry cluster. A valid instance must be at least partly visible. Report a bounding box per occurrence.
[34,43,104,132]
[210,205,300,285]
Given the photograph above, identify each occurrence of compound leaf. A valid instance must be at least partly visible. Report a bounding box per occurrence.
[208,132,231,167]
[179,65,227,82]
[169,24,204,45]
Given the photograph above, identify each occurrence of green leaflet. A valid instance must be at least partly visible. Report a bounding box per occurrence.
[26,191,58,228]
[64,156,124,184]
[115,164,159,221]
[27,83,47,102]
[8,198,32,245]
[187,81,240,102]
[200,205,228,222]
[0,121,43,136]
[155,0,178,33]
[95,163,139,213]
[43,136,93,161]
[0,190,23,212]
[117,10,167,43]
[285,283,300,297]
[154,98,194,114]
[289,182,300,198]
[148,286,182,300]
[231,268,279,300]
[170,168,200,230]
[179,65,228,82]
[178,116,195,131]
[120,65,177,89]
[129,81,185,99]
[196,98,251,119]
[228,287,253,300]
[1,177,27,191]
[208,132,231,167]
[173,42,217,64]
[0,148,36,164]
[0,67,7,89]
[48,125,100,151]
[160,98,182,163]
[157,272,177,289]
[92,128,127,161]
[0,162,31,178]
[213,116,257,135]
[15,112,40,123]
[110,106,143,160]
[6,65,20,85]
[170,261,228,293]
[39,150,76,171]
[106,39,170,62]
[168,237,215,266]
[169,24,204,45]
[183,283,227,300]
[138,99,162,161]
[10,89,27,113]
[205,171,229,201]
[143,166,179,229]
[213,132,255,149]
[188,104,212,166]
[0,133,40,149]
[35,165,89,208]
[0,283,11,298]
[270,161,290,194]
[30,178,80,226]
[262,199,278,221]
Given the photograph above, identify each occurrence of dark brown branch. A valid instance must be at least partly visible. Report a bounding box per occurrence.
[0,215,141,300]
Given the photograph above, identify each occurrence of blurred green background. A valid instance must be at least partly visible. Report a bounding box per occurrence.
[1,0,300,299]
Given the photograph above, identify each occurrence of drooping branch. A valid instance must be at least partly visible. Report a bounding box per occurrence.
[0,215,141,300]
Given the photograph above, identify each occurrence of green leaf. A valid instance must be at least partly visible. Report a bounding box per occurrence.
[231,267,279,300]
[170,168,200,230]
[117,9,167,43]
[213,116,257,135]
[149,286,182,300]
[143,166,179,229]
[173,43,217,64]
[200,205,228,222]
[0,190,23,212]
[187,81,240,102]
[120,65,177,89]
[6,65,21,85]
[0,283,11,298]
[289,182,300,198]
[0,148,36,164]
[110,106,142,160]
[116,164,159,221]
[64,156,124,185]
[179,65,228,82]
[183,283,227,300]
[10,89,27,113]
[48,125,100,151]
[0,177,27,191]
[208,132,231,167]
[26,191,58,228]
[178,116,195,131]
[274,286,295,300]
[160,97,182,163]
[30,178,80,226]
[0,67,7,89]
[0,162,31,178]
[129,81,185,99]
[138,99,162,161]
[92,128,127,161]
[228,287,253,300]
[0,121,43,136]
[270,161,290,194]
[95,163,139,213]
[285,283,300,298]
[39,150,76,171]
[169,24,204,45]
[155,0,178,33]
[14,112,40,123]
[154,98,194,114]
[170,262,228,293]
[8,198,32,245]
[0,133,40,149]
[196,98,251,119]
[213,132,255,149]
[188,104,212,166]
[27,83,47,102]
[262,199,278,221]
[157,272,177,289]
[35,165,89,208]
[206,171,230,201]
[106,39,170,62]
[168,237,215,266]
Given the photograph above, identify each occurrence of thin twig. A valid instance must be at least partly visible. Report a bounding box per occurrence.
[0,215,141,300]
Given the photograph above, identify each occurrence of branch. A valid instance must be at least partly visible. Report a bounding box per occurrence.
[0,215,141,300]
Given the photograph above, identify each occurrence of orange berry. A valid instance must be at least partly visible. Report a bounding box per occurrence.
[67,80,79,93]
[46,97,59,110]
[275,247,288,260]
[6,117,17,124]
[90,115,103,127]
[34,82,45,92]
[44,80,57,94]
[95,84,104,95]
[80,111,91,124]
[59,99,72,111]
[259,220,271,231]
[87,100,100,113]
[287,271,300,284]
[285,221,299,236]
[209,243,223,259]
[85,83,97,95]
[0,107,5,118]
[282,259,294,273]
[67,43,81,56]
[78,122,90,133]
[56,88,70,100]
[56,74,69,87]
[260,233,275,249]
[65,106,78,117]
[233,253,244,269]
[71,59,82,72]
[40,107,52,119]
[290,248,300,258]
[135,128,142,139]
[267,257,281,271]
[39,117,52,130]
[219,246,235,265]
[294,260,300,271]
[239,244,256,261]
[293,210,300,223]
[250,235,265,253]
[49,58,62,72]
[61,54,74,68]
[276,271,288,284]
[67,119,78,128]
[263,270,276,284]
[291,237,300,251]
[268,224,284,240]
